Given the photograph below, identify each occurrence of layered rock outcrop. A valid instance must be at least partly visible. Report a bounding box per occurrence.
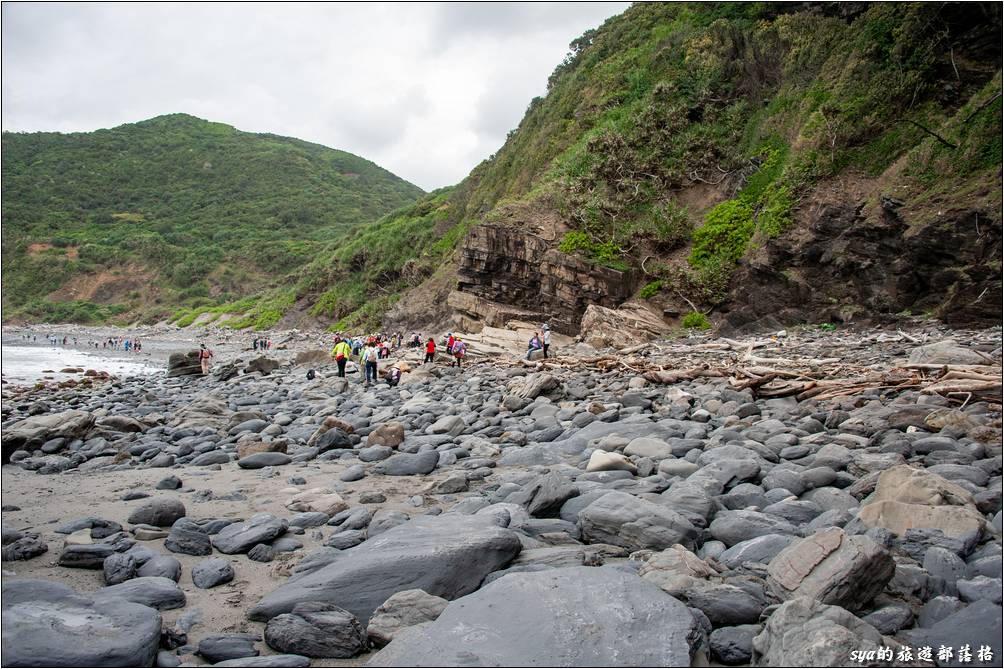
[454,224,634,334]
[721,198,1002,333]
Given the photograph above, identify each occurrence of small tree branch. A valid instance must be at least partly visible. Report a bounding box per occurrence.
[962,91,1003,125]
[894,118,958,149]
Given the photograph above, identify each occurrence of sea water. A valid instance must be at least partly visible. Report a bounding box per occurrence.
[0,343,161,384]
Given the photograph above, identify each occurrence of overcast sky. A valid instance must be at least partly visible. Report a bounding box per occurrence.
[1,2,628,190]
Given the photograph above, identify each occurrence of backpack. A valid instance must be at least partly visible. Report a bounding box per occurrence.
[306,369,316,380]
[454,342,466,357]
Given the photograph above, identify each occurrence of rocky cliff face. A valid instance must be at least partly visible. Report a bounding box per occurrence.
[454,224,634,334]
[719,194,1003,334]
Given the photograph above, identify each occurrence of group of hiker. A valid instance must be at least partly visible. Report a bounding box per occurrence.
[196,322,554,382]
[28,332,145,353]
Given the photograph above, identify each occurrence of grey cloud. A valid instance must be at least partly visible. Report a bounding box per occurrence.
[1,2,629,190]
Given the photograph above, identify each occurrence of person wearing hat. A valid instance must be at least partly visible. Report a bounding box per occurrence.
[542,324,552,359]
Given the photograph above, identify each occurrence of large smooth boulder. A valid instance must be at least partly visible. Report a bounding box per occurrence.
[2,410,95,462]
[369,566,700,667]
[2,579,162,667]
[249,513,521,623]
[127,498,186,527]
[767,529,894,612]
[213,514,288,554]
[578,491,698,551]
[752,597,887,667]
[372,451,439,476]
[96,576,186,610]
[167,351,203,377]
[857,465,986,540]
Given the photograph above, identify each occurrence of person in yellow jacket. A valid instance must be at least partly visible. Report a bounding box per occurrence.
[331,337,352,378]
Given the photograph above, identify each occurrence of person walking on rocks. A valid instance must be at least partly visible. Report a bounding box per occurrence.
[331,337,352,378]
[424,337,436,364]
[542,324,552,359]
[199,344,214,375]
[361,340,379,385]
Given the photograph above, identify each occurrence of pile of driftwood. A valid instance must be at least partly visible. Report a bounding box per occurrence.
[506,330,1002,406]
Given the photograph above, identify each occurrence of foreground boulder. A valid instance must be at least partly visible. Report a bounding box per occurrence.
[264,602,367,658]
[767,528,894,612]
[2,579,161,667]
[369,566,700,667]
[752,597,887,667]
[249,513,521,623]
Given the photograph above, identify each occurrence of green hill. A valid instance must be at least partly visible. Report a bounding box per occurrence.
[1,113,424,323]
[276,2,1001,332]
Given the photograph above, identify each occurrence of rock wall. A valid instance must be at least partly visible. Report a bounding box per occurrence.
[455,224,634,334]
[719,197,1002,334]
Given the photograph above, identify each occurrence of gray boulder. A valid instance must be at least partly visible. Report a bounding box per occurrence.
[213,513,288,554]
[909,600,1002,667]
[372,451,439,476]
[164,517,212,555]
[505,472,578,518]
[213,655,311,667]
[367,589,449,647]
[213,656,310,667]
[578,491,698,551]
[127,498,186,527]
[369,566,700,667]
[192,558,235,589]
[249,513,521,623]
[752,597,887,666]
[2,579,161,667]
[710,624,760,665]
[103,552,138,585]
[58,543,116,569]
[709,510,799,547]
[96,576,186,610]
[137,555,182,582]
[238,452,292,468]
[264,602,367,658]
[198,634,259,663]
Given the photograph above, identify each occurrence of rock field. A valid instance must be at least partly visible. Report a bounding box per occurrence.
[1,324,1002,667]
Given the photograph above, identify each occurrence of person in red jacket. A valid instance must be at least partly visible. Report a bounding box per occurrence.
[424,337,436,364]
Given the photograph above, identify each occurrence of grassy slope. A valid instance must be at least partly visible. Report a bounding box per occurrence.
[265,2,1000,332]
[1,113,424,324]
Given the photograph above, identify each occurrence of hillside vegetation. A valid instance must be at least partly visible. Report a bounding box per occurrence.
[1,114,423,323]
[258,1,1000,332]
[6,3,1001,331]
